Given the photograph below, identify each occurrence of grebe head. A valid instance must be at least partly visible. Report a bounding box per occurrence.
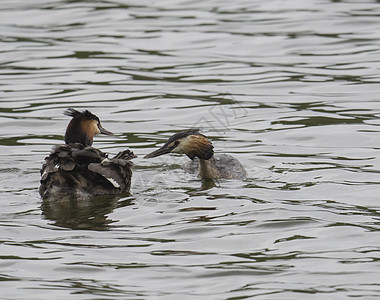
[64,108,113,146]
[144,130,214,160]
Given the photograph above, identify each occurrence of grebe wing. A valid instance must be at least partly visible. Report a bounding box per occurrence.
[88,149,135,191]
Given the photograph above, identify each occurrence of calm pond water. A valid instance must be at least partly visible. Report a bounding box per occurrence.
[1,0,380,299]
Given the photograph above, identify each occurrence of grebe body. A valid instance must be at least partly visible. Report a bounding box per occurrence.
[183,154,247,180]
[39,109,136,198]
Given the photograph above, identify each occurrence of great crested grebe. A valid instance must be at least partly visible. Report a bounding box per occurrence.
[144,130,247,180]
[39,108,136,198]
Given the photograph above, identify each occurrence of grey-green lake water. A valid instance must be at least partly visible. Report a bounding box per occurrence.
[1,0,380,299]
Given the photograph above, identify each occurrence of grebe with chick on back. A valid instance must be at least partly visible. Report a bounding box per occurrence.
[144,130,247,180]
[39,108,136,199]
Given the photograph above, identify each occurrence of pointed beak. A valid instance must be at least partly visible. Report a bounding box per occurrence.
[144,146,172,159]
[98,124,114,136]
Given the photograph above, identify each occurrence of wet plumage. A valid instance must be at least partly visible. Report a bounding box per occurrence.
[39,109,136,199]
[145,130,247,180]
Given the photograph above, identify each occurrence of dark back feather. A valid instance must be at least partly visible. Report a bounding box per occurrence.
[39,144,135,198]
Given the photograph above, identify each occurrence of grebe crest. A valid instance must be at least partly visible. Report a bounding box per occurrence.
[144,130,247,180]
[39,108,136,199]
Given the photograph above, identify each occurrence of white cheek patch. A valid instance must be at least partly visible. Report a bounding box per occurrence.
[173,135,194,154]
[94,123,100,134]
[173,143,186,154]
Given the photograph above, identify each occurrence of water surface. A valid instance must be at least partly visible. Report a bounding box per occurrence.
[1,0,380,299]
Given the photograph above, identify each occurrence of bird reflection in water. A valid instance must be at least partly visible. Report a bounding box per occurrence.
[41,194,133,230]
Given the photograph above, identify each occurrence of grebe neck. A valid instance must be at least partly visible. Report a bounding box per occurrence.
[198,157,220,180]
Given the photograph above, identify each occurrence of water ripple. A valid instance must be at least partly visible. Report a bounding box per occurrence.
[1,0,380,299]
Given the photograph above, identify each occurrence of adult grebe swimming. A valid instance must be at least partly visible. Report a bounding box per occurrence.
[144,130,247,180]
[39,108,136,198]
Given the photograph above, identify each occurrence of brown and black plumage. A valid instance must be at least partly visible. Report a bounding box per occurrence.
[39,109,136,199]
[144,130,247,180]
